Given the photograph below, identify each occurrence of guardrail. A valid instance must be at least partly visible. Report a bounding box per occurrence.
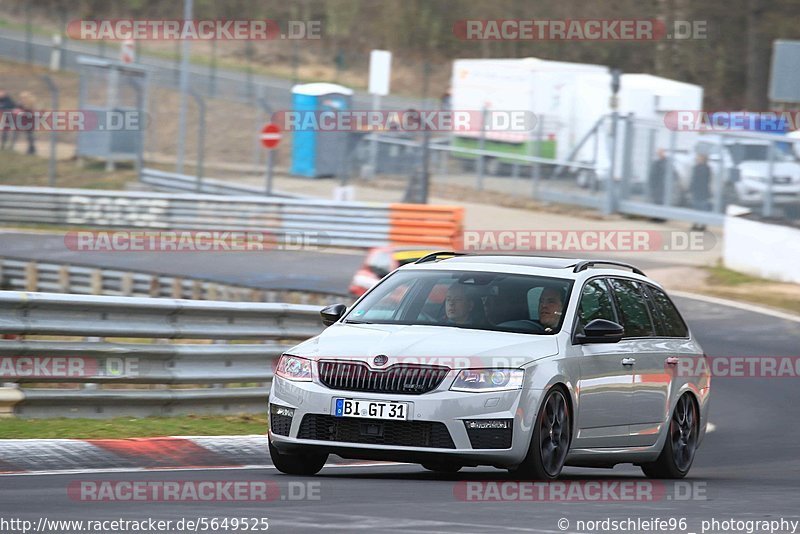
[0,291,328,418]
[140,168,304,198]
[0,256,345,304]
[0,185,464,249]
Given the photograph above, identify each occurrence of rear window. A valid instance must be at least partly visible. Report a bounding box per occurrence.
[645,285,689,338]
[608,278,655,338]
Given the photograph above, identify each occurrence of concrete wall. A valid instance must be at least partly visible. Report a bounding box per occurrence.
[724,216,800,284]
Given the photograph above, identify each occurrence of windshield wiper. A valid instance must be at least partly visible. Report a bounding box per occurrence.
[344,319,373,324]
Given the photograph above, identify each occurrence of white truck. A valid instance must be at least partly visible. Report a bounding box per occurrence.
[449,57,703,183]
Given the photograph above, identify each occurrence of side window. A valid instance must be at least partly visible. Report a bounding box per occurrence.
[646,285,689,337]
[576,279,616,332]
[608,278,655,338]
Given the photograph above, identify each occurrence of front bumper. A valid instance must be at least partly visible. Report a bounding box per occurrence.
[268,375,543,468]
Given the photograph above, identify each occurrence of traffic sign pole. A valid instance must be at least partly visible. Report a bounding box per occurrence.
[259,123,282,197]
[265,149,275,196]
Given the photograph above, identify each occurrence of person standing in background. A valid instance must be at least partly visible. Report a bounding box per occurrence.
[0,90,17,150]
[15,91,37,155]
[689,153,711,231]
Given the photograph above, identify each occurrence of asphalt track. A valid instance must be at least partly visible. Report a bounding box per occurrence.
[0,232,684,297]
[0,232,363,296]
[1,293,799,532]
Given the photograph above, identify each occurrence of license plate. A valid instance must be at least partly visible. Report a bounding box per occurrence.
[334,398,409,420]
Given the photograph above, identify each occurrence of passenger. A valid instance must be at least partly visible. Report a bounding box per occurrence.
[538,286,565,330]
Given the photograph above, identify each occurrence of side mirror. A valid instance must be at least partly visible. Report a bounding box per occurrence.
[575,318,624,344]
[320,304,347,327]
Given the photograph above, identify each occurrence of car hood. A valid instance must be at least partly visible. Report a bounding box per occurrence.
[738,161,800,179]
[286,323,560,369]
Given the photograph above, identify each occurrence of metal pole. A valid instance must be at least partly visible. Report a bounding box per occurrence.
[253,87,265,170]
[716,135,726,212]
[367,93,381,178]
[714,136,733,212]
[175,0,193,174]
[477,106,486,191]
[531,116,543,198]
[665,129,677,207]
[25,3,32,64]
[190,90,205,190]
[620,113,634,200]
[265,149,275,196]
[764,140,775,218]
[245,41,253,99]
[420,62,431,204]
[209,38,217,97]
[41,76,58,186]
[58,7,66,70]
[605,111,618,215]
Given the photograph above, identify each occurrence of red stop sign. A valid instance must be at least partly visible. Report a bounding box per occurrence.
[260,123,282,149]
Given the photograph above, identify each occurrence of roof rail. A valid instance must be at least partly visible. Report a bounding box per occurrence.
[573,260,645,276]
[414,251,467,264]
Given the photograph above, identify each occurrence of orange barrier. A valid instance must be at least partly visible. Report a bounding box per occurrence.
[388,204,465,249]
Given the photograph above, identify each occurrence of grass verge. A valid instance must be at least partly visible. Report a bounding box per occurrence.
[701,265,800,316]
[0,414,268,439]
[0,150,136,189]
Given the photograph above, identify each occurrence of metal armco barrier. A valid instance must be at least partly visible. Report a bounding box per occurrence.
[140,168,303,199]
[0,291,327,418]
[0,185,464,249]
[0,256,345,304]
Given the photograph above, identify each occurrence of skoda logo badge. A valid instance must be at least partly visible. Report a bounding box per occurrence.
[373,355,388,366]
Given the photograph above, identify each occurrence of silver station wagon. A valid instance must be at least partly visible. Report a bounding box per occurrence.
[268,254,711,480]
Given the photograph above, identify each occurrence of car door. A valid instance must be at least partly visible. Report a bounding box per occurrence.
[607,278,667,447]
[572,278,634,448]
[627,284,696,446]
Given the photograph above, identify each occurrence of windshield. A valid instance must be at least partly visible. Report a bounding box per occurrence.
[345,270,573,335]
[727,142,793,164]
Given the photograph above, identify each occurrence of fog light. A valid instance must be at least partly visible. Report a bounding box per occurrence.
[271,404,295,418]
[464,419,511,430]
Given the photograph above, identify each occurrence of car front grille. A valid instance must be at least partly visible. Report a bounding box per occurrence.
[318,361,449,394]
[297,414,456,449]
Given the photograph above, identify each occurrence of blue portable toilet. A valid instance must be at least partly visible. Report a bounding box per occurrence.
[290,83,354,178]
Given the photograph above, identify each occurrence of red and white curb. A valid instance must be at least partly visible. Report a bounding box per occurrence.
[0,435,272,473]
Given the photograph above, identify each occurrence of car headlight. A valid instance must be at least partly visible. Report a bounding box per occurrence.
[450,369,524,392]
[275,354,313,382]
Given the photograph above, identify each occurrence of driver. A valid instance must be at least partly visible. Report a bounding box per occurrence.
[445,284,479,326]
[538,286,564,330]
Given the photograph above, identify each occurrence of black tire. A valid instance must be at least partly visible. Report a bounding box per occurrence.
[641,393,699,479]
[269,440,328,476]
[511,387,571,480]
[421,462,462,473]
